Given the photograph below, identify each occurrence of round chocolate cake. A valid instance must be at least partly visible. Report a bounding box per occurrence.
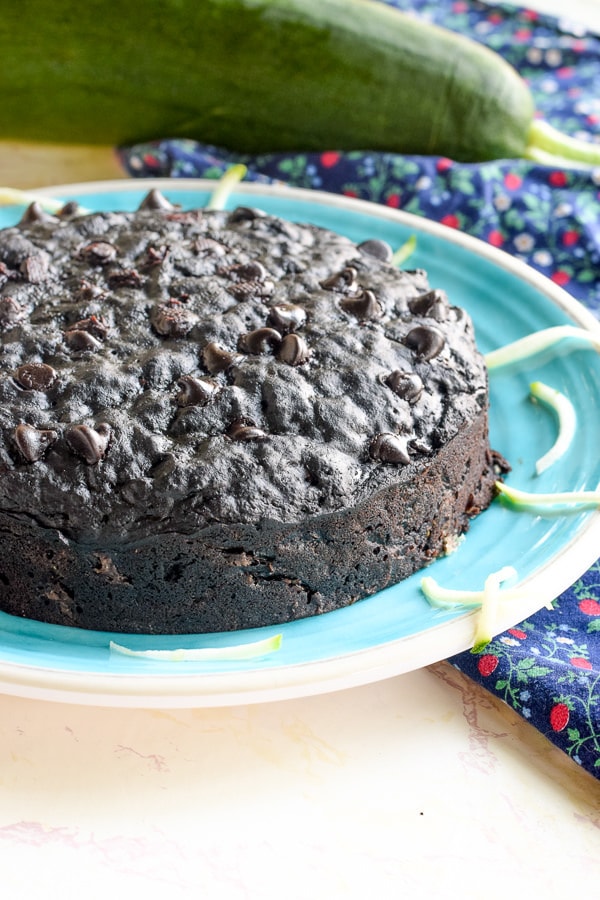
[0,191,505,634]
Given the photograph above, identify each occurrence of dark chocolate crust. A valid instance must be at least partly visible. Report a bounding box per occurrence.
[0,196,501,634]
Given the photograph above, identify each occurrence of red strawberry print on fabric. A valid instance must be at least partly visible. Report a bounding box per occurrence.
[579,599,600,616]
[477,654,499,677]
[549,703,570,732]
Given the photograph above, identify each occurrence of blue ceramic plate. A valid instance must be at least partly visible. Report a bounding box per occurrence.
[0,179,599,707]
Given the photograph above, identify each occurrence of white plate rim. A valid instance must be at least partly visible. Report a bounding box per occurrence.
[0,177,598,707]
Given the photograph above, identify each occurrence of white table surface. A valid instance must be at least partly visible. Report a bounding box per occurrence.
[1,2,600,897]
[2,664,599,899]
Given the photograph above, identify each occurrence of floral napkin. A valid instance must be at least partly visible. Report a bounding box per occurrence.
[119,0,600,776]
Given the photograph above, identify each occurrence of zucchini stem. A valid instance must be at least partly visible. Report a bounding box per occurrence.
[525,120,600,169]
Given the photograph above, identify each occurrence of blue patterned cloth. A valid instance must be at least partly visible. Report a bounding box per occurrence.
[119,0,600,776]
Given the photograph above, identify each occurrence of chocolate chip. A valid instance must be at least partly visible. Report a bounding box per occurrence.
[151,302,198,338]
[144,245,169,268]
[238,327,282,354]
[18,202,56,226]
[227,418,267,442]
[107,268,143,289]
[369,432,410,465]
[226,279,274,300]
[228,206,266,224]
[14,423,58,463]
[193,237,227,257]
[66,315,109,341]
[138,189,176,211]
[176,376,219,407]
[224,261,268,283]
[403,325,445,360]
[14,362,57,391]
[408,437,431,456]
[384,370,424,403]
[164,210,203,223]
[0,296,25,330]
[66,423,111,465]
[340,289,383,321]
[58,201,81,218]
[64,329,103,352]
[357,239,394,262]
[202,342,243,374]
[64,315,108,351]
[266,303,307,333]
[277,333,310,366]
[80,241,118,266]
[408,289,449,321]
[20,253,50,284]
[320,266,359,293]
[76,279,107,302]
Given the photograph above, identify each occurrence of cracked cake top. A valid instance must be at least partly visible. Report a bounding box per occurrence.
[0,192,488,541]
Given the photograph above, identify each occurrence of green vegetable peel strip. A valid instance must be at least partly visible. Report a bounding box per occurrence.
[473,566,516,653]
[205,164,248,210]
[485,326,600,371]
[420,571,528,610]
[392,235,417,267]
[495,481,600,512]
[529,381,576,475]
[109,632,282,661]
[0,187,91,215]
[421,567,546,652]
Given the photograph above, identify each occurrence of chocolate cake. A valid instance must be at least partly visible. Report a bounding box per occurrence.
[0,191,505,634]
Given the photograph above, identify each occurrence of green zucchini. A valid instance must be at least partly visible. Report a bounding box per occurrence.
[0,0,597,165]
